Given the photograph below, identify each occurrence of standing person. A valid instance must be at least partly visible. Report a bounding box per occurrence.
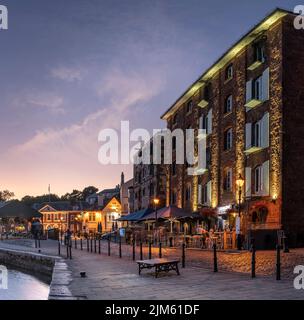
[66,229,72,246]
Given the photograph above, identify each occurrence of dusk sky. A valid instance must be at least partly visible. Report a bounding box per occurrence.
[0,0,299,199]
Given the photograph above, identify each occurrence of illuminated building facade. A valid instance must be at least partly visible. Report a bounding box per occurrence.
[161,9,304,247]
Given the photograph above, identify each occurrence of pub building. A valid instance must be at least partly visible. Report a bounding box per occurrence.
[160,8,304,249]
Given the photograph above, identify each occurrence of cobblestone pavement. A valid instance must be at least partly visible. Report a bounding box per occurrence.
[1,239,304,300]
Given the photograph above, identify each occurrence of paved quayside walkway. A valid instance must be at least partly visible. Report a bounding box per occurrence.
[0,239,303,300]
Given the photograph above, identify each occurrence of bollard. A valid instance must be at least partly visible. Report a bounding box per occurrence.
[251,240,256,278]
[119,237,122,258]
[159,242,162,258]
[35,239,38,248]
[148,241,152,259]
[99,239,101,254]
[69,242,72,260]
[87,238,89,252]
[75,238,77,249]
[38,238,41,248]
[213,243,218,272]
[94,239,97,253]
[182,243,185,268]
[58,241,61,256]
[66,241,69,258]
[276,244,281,280]
[80,238,83,251]
[132,239,136,261]
[90,238,93,253]
[140,242,143,260]
[169,237,173,248]
[108,238,111,256]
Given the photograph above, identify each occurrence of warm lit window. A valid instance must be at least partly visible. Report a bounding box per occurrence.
[224,95,233,114]
[224,128,233,150]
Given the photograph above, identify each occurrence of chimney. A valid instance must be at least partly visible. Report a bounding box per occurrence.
[121,172,125,186]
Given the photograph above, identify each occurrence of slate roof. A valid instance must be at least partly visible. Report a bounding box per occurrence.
[0,200,42,218]
[35,201,90,212]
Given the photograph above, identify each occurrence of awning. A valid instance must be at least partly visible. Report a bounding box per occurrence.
[0,200,42,219]
[139,205,202,221]
[117,208,153,222]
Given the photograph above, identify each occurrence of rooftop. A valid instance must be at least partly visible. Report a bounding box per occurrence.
[161,8,293,120]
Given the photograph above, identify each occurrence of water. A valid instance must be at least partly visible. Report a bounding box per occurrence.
[0,268,50,300]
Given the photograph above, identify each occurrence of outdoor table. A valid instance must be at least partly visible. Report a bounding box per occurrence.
[136,258,180,278]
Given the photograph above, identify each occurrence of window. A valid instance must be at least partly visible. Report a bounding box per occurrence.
[224,95,232,114]
[172,161,176,176]
[224,168,232,191]
[186,100,193,114]
[89,213,95,222]
[202,184,208,204]
[203,84,210,101]
[206,147,211,166]
[224,128,232,150]
[254,166,262,193]
[172,191,177,205]
[172,136,176,150]
[47,214,51,221]
[225,64,233,80]
[185,185,191,201]
[252,121,261,147]
[252,76,262,100]
[254,43,266,63]
[173,113,179,125]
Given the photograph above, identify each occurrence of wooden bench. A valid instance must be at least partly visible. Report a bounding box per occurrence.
[136,258,180,278]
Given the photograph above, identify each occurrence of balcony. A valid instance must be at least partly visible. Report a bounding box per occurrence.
[198,99,209,108]
[245,98,263,109]
[247,60,263,71]
[244,145,263,155]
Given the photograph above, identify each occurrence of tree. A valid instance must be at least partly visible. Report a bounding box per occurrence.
[21,194,60,206]
[82,186,98,200]
[0,190,15,202]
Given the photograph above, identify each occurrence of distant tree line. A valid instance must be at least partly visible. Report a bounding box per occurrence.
[0,186,99,207]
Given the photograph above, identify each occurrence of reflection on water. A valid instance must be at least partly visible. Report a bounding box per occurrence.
[0,268,50,300]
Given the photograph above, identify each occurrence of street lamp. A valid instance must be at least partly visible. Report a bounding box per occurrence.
[153,198,160,243]
[236,174,245,250]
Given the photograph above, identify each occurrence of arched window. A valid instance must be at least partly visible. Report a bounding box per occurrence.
[224,128,233,150]
[224,95,233,114]
[225,64,233,80]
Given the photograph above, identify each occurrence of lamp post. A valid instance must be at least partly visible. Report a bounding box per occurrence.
[153,198,160,243]
[236,174,245,251]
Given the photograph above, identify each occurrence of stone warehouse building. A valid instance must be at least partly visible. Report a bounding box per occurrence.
[133,136,167,211]
[161,8,304,248]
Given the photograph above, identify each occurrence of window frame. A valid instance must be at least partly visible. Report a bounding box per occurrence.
[224,128,233,151]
